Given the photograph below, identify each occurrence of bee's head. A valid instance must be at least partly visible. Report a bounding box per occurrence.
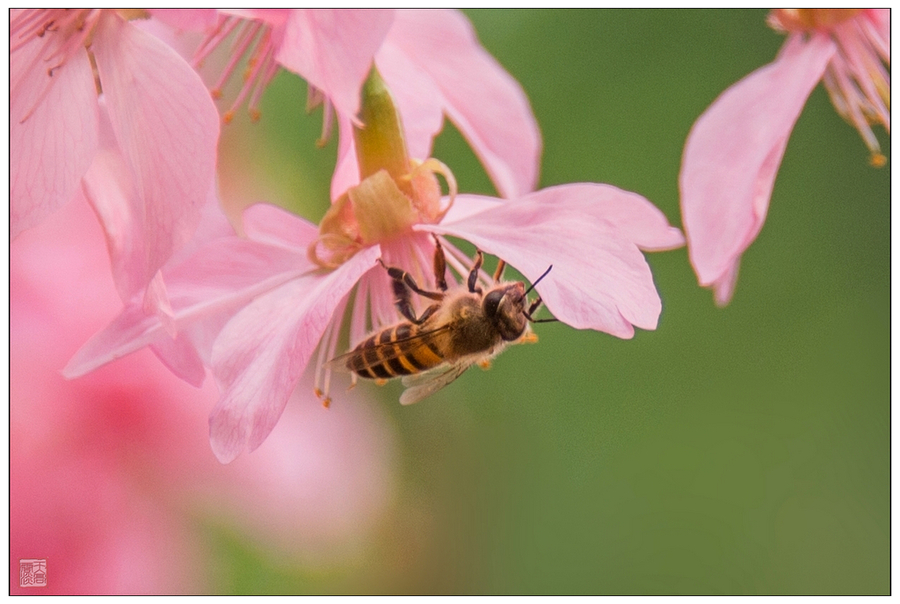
[483,282,528,341]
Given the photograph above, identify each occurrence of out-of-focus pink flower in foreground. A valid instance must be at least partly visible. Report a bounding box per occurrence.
[11,9,220,301]
[680,9,889,305]
[12,198,397,592]
[154,8,540,200]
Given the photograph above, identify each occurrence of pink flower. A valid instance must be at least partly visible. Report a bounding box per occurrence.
[67,159,683,463]
[156,8,540,200]
[12,190,399,591]
[11,196,211,593]
[679,9,889,305]
[11,9,220,300]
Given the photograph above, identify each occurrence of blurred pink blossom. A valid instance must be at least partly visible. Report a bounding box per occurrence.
[11,9,220,302]
[155,8,540,200]
[12,192,398,592]
[679,9,889,305]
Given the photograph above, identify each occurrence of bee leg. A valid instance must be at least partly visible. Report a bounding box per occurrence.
[493,259,506,282]
[525,296,558,323]
[467,250,484,294]
[432,235,448,292]
[378,259,444,324]
[378,259,445,301]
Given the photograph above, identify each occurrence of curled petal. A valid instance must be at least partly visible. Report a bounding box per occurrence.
[208,245,380,463]
[680,34,835,304]
[92,12,220,294]
[423,185,682,337]
[11,33,98,238]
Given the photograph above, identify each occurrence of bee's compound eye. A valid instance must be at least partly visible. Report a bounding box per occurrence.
[483,289,504,318]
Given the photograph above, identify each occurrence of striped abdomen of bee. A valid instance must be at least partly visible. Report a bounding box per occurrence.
[345,320,449,380]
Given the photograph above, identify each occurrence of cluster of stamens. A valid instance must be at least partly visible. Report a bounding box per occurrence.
[11,9,102,123]
[770,9,890,166]
[192,14,281,124]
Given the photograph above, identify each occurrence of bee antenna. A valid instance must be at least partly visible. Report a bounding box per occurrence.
[524,265,552,296]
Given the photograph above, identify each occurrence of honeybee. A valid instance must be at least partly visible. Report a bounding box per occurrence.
[328,237,554,405]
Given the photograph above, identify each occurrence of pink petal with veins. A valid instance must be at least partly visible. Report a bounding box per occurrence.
[680,34,835,304]
[424,184,682,337]
[91,12,220,296]
[66,205,316,379]
[208,245,380,463]
[64,235,313,380]
[11,32,98,238]
[278,9,394,121]
[380,9,541,198]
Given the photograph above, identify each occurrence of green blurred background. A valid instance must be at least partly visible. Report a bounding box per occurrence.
[216,9,889,594]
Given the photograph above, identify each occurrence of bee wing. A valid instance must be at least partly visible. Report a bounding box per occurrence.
[325,324,452,373]
[398,360,474,405]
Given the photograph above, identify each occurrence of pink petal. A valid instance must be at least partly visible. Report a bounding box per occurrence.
[379,9,541,198]
[11,33,98,238]
[241,202,320,250]
[148,9,218,31]
[679,34,835,304]
[441,193,505,224]
[143,270,177,337]
[150,333,207,387]
[64,235,314,380]
[423,185,680,337]
[277,9,394,121]
[330,113,359,200]
[373,39,444,161]
[208,245,380,463]
[91,12,220,295]
[80,103,145,301]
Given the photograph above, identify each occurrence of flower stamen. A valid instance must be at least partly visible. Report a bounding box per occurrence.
[204,20,259,99]
[307,87,336,147]
[194,14,280,124]
[11,9,102,124]
[770,9,889,165]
